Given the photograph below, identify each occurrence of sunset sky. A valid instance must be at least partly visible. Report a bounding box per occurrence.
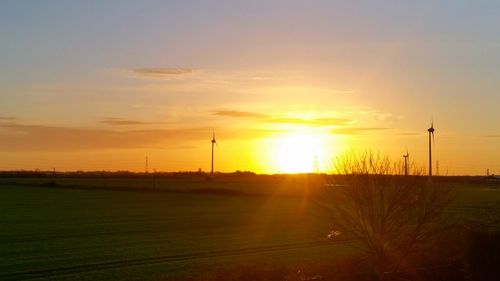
[1,1,499,175]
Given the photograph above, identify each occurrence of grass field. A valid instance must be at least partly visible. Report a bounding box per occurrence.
[0,176,350,281]
[1,175,499,281]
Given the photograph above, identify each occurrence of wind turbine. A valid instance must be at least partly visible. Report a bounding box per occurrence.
[211,129,217,176]
[427,121,435,182]
[403,150,409,176]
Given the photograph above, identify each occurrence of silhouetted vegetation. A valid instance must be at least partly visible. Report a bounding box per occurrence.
[317,152,454,279]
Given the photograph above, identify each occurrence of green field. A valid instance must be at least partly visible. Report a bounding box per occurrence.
[1,175,499,281]
[0,176,349,281]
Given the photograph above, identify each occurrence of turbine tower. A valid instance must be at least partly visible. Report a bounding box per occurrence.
[403,150,409,176]
[427,121,435,182]
[211,129,217,176]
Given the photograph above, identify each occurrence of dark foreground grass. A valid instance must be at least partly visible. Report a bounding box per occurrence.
[0,176,499,281]
[0,182,353,281]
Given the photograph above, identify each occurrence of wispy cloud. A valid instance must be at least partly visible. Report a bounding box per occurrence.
[331,127,389,135]
[0,121,205,151]
[0,121,281,152]
[487,134,500,138]
[100,117,149,126]
[265,117,351,126]
[212,110,267,118]
[131,68,196,79]
[212,109,351,126]
[0,116,15,121]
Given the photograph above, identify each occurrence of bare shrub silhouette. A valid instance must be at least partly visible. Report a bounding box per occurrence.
[317,152,453,279]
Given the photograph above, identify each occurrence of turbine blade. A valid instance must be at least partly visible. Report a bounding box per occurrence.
[432,131,435,145]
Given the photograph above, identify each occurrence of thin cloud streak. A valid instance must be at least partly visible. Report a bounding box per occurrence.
[131,68,196,79]
[265,117,351,126]
[0,121,282,152]
[0,122,205,151]
[100,117,150,126]
[212,109,351,126]
[212,110,267,118]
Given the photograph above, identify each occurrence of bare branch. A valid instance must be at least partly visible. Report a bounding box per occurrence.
[317,151,453,278]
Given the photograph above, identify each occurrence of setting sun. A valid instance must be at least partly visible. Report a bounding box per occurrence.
[272,132,326,173]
